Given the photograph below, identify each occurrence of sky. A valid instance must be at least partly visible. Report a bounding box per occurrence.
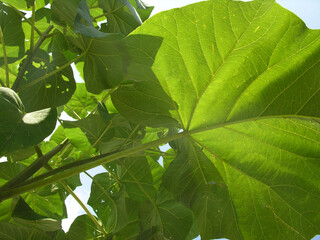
[55,0,320,239]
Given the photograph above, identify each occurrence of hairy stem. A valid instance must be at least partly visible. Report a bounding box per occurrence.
[30,4,36,52]
[0,139,69,192]
[0,131,188,201]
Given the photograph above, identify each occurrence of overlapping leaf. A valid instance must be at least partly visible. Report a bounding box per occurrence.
[111,0,320,239]
[98,0,142,35]
[0,87,56,155]
[18,51,76,112]
[0,2,25,65]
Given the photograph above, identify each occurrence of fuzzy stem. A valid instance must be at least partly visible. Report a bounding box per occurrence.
[0,131,188,201]
[0,139,69,192]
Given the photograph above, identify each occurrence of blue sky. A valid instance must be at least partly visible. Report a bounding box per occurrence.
[62,1,320,239]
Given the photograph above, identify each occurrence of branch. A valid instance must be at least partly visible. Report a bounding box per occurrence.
[0,131,188,201]
[11,25,54,91]
[0,139,69,192]
[44,163,108,236]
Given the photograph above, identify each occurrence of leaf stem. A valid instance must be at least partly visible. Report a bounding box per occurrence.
[0,139,69,192]
[12,25,54,91]
[61,181,108,236]
[30,4,36,52]
[0,26,10,87]
[0,131,188,201]
[44,162,108,236]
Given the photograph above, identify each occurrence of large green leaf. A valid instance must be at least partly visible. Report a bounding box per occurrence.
[0,222,49,240]
[82,35,127,94]
[0,2,25,65]
[111,0,320,239]
[88,173,128,233]
[163,138,242,239]
[12,197,61,232]
[139,188,193,240]
[18,51,76,112]
[0,87,57,155]
[117,156,156,202]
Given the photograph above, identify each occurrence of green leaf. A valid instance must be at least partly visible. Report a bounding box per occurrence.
[51,0,81,28]
[12,197,61,231]
[66,215,102,240]
[163,139,242,239]
[118,156,156,202]
[112,0,320,239]
[111,34,179,127]
[0,162,26,181]
[63,113,136,154]
[82,35,127,93]
[23,188,65,220]
[1,0,48,10]
[18,51,76,112]
[0,222,49,240]
[98,0,141,35]
[0,87,57,155]
[75,0,110,38]
[64,83,107,119]
[129,0,153,22]
[140,188,193,240]
[0,199,12,222]
[88,173,128,233]
[64,127,96,155]
[0,2,25,65]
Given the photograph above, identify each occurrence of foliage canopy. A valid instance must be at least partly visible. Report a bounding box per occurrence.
[0,0,319,239]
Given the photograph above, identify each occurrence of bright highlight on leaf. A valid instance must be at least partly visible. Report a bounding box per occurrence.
[0,0,319,239]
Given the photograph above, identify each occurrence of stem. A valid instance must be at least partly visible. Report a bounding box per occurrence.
[0,27,10,87]
[16,50,87,92]
[12,25,54,91]
[42,161,108,236]
[30,4,36,52]
[0,139,69,192]
[65,104,81,120]
[62,181,107,236]
[0,131,188,201]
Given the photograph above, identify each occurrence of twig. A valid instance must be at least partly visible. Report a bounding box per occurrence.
[12,25,54,91]
[30,4,36,52]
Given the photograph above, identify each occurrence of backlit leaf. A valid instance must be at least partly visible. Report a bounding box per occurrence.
[0,87,56,155]
[112,0,320,238]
